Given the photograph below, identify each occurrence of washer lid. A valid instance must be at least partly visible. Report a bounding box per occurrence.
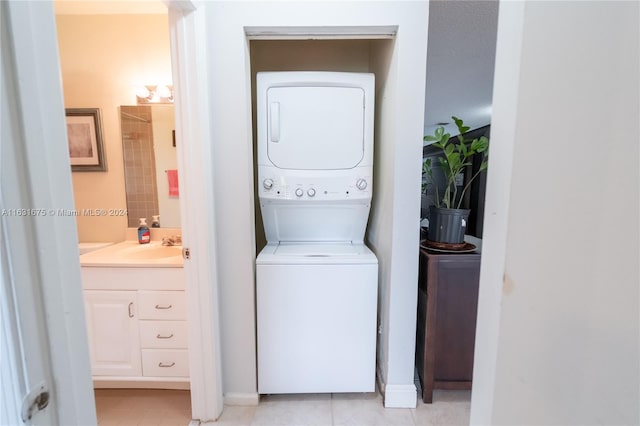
[266,86,365,170]
[274,242,363,256]
[257,242,378,265]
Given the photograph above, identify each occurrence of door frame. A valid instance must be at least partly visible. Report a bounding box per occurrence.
[167,0,224,421]
[1,1,224,424]
[1,1,96,424]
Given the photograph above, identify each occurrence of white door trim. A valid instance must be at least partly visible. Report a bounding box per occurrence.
[469,2,524,424]
[167,0,224,422]
[1,1,96,424]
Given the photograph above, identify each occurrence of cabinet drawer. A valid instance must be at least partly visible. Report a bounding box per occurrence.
[141,349,189,377]
[138,291,186,320]
[140,321,188,349]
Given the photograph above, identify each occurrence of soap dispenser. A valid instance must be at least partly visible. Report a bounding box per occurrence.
[152,215,160,228]
[138,218,150,244]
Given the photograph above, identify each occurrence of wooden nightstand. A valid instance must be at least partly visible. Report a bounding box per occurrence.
[415,237,481,403]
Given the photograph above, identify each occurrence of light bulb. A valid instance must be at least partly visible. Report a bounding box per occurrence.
[135,86,150,99]
[156,85,172,99]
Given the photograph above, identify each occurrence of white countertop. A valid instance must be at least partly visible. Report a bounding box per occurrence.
[79,240,183,268]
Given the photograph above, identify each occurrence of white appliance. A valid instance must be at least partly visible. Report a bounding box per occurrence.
[256,71,378,394]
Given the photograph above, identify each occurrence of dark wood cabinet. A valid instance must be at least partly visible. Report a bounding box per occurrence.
[415,244,481,403]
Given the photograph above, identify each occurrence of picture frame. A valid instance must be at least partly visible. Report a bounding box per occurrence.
[66,108,107,172]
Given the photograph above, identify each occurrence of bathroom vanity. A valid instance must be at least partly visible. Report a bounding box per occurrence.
[80,241,189,389]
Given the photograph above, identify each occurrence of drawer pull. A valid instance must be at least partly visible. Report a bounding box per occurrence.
[155,304,173,310]
[158,362,175,368]
[128,302,134,318]
[156,333,174,339]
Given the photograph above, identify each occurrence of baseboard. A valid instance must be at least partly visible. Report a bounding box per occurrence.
[383,384,417,408]
[223,392,260,406]
[375,364,417,408]
[93,378,190,390]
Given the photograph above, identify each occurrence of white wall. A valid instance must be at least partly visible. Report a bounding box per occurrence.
[472,1,639,424]
[197,1,428,406]
[151,105,180,228]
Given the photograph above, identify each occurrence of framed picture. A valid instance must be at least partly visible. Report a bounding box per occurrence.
[66,108,107,172]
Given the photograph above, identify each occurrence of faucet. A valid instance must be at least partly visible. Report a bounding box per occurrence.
[162,235,182,246]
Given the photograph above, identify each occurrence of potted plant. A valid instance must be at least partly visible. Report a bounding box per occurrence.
[423,116,489,245]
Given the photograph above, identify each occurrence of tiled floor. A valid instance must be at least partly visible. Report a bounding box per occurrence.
[95,389,470,426]
[94,389,192,425]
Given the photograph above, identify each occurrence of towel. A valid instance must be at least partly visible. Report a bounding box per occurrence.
[167,169,179,197]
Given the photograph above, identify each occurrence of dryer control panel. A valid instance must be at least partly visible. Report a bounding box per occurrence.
[259,174,372,201]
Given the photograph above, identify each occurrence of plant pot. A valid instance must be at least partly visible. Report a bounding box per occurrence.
[427,207,470,244]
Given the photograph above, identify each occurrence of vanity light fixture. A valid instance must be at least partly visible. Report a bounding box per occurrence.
[135,85,174,104]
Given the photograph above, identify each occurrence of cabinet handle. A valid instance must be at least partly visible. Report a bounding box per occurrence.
[128,302,134,318]
[156,333,174,339]
[155,304,172,310]
[158,362,175,368]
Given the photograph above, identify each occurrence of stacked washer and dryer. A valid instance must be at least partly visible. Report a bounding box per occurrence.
[256,71,378,394]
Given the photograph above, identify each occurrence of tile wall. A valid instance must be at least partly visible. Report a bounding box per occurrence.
[121,105,160,227]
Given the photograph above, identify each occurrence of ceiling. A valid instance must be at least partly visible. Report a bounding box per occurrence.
[54,0,499,139]
[54,0,167,15]
[424,0,499,139]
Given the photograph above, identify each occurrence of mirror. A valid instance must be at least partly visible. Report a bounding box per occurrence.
[120,105,181,228]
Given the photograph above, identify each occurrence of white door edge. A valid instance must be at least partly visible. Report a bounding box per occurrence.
[1,1,96,424]
[167,0,224,422]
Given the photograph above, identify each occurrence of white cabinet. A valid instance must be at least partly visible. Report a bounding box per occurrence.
[81,267,188,389]
[138,290,189,379]
[84,290,141,377]
[138,290,187,320]
[139,320,188,349]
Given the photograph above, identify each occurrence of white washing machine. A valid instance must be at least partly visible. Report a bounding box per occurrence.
[255,71,378,394]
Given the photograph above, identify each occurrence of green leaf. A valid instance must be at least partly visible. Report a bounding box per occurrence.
[452,116,470,135]
[444,143,455,157]
[459,141,468,156]
[476,136,489,152]
[448,158,460,172]
[424,135,438,142]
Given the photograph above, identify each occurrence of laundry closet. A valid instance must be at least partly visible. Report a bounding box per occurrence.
[249,40,389,394]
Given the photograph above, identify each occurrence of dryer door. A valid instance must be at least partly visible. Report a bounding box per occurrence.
[266,86,365,170]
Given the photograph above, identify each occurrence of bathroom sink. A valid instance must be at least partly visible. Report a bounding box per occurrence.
[118,244,182,260]
[79,241,184,267]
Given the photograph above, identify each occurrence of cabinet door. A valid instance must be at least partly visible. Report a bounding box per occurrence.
[84,290,141,376]
[433,259,480,381]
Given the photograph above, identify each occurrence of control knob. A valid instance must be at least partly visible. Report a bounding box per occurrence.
[263,178,274,190]
[295,188,304,197]
[307,188,316,197]
[356,178,368,190]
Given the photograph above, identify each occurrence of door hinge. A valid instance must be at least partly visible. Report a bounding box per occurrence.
[21,382,50,422]
[182,247,191,260]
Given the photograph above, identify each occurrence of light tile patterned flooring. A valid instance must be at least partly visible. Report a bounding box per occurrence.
[94,389,192,425]
[95,389,470,426]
